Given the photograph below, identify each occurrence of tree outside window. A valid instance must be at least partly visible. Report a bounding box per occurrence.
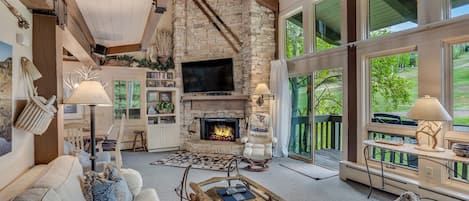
[114,80,141,120]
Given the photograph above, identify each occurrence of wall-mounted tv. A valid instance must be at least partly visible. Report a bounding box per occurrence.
[182,58,234,93]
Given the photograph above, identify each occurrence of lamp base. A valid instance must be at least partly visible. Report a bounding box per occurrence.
[415,145,445,152]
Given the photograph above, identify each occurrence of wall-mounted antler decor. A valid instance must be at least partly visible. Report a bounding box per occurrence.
[1,0,30,29]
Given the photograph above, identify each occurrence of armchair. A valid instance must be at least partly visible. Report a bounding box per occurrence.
[241,113,277,171]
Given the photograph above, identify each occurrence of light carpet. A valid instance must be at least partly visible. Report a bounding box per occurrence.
[150,151,238,171]
[280,163,339,180]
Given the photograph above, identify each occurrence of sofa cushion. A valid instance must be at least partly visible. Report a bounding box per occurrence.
[32,155,86,201]
[13,188,61,201]
[119,169,143,197]
[133,189,160,201]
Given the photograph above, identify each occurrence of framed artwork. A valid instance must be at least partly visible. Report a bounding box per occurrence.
[63,73,83,120]
[147,91,158,102]
[159,92,172,102]
[0,41,13,157]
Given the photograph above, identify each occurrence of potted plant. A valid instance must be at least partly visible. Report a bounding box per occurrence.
[156,101,174,114]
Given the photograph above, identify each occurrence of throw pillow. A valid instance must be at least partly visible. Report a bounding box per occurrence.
[82,171,117,201]
[104,165,133,201]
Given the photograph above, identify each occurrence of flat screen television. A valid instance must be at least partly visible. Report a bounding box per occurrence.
[182,58,234,93]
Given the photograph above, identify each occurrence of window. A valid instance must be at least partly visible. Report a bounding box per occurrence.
[369,0,418,38]
[315,0,341,51]
[114,80,141,119]
[451,0,469,18]
[452,42,469,131]
[286,12,304,59]
[370,52,418,126]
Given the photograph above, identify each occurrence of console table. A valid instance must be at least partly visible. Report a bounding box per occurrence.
[362,140,469,198]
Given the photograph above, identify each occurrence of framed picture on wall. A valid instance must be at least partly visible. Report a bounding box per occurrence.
[63,73,83,120]
[0,41,13,157]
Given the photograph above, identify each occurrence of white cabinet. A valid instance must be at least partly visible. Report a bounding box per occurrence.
[147,124,180,151]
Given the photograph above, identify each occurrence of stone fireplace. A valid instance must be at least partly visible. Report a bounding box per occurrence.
[200,118,240,142]
[173,0,276,154]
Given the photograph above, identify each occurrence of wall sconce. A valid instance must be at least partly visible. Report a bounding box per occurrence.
[407,95,452,152]
[253,83,273,107]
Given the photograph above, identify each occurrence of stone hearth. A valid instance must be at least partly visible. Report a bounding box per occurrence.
[183,140,244,155]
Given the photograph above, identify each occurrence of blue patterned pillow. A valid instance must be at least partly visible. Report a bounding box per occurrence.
[83,171,117,201]
[104,165,133,201]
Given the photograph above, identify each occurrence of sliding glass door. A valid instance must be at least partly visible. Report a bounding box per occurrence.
[289,75,313,161]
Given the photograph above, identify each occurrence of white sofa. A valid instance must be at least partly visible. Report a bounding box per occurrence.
[1,155,160,201]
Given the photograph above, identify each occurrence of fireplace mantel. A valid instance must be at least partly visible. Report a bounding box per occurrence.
[181,95,249,101]
[181,95,249,111]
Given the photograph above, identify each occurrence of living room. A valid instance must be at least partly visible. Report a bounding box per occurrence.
[1,0,469,201]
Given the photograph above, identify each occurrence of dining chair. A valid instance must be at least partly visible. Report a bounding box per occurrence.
[100,114,125,168]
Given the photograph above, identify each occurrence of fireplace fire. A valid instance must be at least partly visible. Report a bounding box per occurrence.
[200,118,239,142]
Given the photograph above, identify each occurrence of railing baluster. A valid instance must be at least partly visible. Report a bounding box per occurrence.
[331,119,336,150]
[462,163,468,180]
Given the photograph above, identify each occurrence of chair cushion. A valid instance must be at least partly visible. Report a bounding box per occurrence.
[13,188,61,201]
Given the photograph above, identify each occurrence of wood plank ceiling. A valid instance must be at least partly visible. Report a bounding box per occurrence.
[75,0,159,47]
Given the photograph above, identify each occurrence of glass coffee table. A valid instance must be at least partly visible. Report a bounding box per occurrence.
[176,159,285,201]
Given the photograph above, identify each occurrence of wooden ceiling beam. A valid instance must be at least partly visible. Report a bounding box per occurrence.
[107,43,142,54]
[59,0,96,66]
[255,0,279,13]
[20,0,54,10]
[141,0,169,49]
[64,0,95,46]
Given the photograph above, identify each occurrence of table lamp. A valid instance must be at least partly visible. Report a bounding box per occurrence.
[407,95,452,152]
[65,80,112,171]
[253,83,272,107]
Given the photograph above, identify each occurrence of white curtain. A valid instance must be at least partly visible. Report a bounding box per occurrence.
[270,60,291,157]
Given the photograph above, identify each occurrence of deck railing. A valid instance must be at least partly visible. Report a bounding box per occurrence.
[289,115,342,155]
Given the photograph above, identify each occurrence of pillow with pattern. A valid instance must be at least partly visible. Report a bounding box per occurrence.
[82,171,117,201]
[104,164,133,201]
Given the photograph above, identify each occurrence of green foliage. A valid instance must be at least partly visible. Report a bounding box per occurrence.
[286,19,304,59]
[156,101,174,114]
[313,69,342,115]
[371,53,414,112]
[106,55,175,71]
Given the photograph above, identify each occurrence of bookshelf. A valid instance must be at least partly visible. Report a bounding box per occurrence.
[145,70,180,152]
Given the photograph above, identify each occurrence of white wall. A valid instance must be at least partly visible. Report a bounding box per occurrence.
[0,0,34,190]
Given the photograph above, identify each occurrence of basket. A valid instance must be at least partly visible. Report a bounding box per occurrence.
[14,57,57,135]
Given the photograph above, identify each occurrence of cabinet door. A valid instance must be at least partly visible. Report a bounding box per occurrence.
[147,125,163,149]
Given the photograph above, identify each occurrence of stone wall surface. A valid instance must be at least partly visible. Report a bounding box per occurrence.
[172,0,275,146]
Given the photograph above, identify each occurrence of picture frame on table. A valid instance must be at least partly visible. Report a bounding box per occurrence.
[159,92,172,102]
[147,91,158,102]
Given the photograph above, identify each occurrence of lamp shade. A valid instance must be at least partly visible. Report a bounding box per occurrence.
[253,83,272,95]
[64,80,112,106]
[407,95,452,121]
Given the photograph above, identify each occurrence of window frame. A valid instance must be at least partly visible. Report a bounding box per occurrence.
[312,0,345,52]
[444,37,469,145]
[365,46,419,137]
[283,8,305,60]
[112,79,143,121]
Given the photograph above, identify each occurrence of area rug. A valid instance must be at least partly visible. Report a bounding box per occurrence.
[150,151,239,171]
[280,163,338,180]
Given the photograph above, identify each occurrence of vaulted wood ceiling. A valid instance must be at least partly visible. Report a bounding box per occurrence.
[75,0,168,47]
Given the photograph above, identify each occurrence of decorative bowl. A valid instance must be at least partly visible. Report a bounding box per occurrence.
[452,143,469,157]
